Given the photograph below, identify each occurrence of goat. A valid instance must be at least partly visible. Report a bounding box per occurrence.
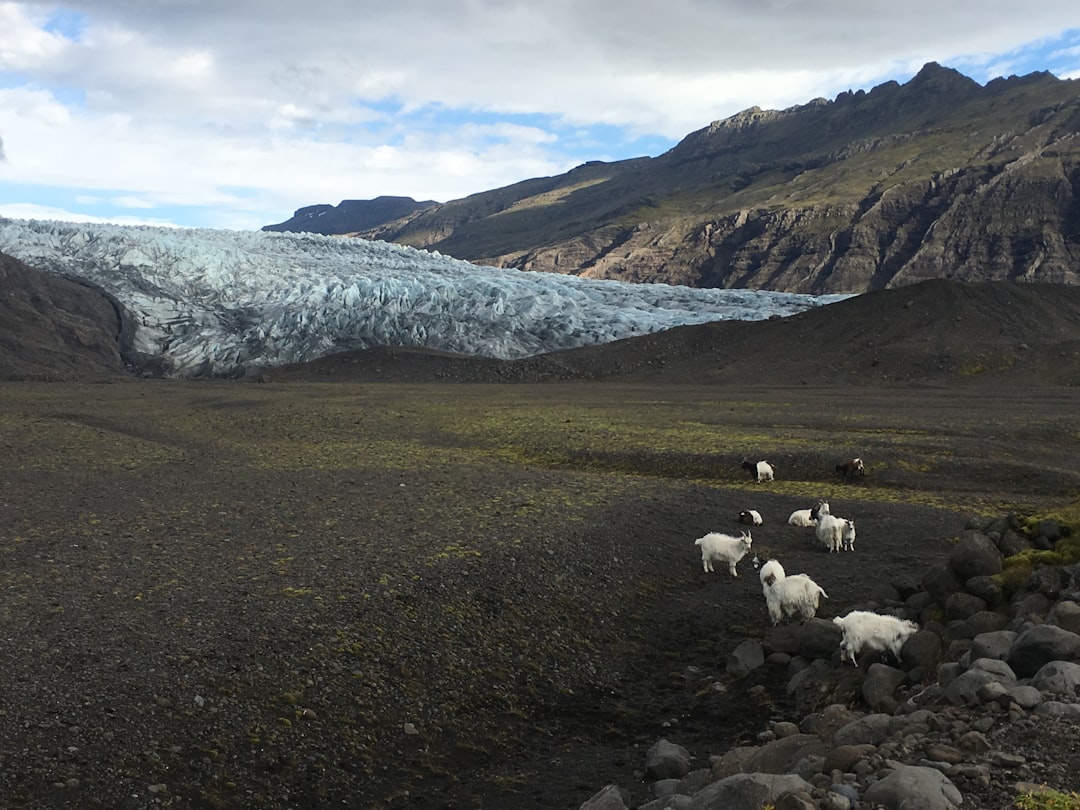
[759,559,828,626]
[836,457,865,480]
[694,531,753,577]
[816,512,853,553]
[738,509,763,526]
[788,499,829,527]
[742,460,774,483]
[833,610,918,666]
[842,519,856,552]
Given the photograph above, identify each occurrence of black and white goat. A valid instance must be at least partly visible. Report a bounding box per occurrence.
[742,460,774,483]
[738,509,763,526]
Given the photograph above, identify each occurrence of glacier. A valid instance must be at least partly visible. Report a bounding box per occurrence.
[0,218,850,378]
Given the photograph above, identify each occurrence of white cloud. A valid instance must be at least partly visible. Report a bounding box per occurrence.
[0,201,182,227]
[2,1,1079,228]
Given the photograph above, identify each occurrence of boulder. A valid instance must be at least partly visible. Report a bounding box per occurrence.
[1046,600,1080,635]
[970,630,1017,661]
[964,575,1004,607]
[645,738,693,781]
[862,663,907,712]
[580,784,630,810]
[921,563,962,606]
[1007,625,1080,678]
[741,734,826,775]
[862,764,962,809]
[1030,660,1080,697]
[688,773,815,810]
[832,713,892,746]
[727,639,765,678]
[945,591,987,622]
[949,531,1003,580]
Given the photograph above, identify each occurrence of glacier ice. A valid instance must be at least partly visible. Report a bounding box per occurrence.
[0,218,850,378]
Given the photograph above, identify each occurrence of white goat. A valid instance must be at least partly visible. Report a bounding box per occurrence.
[694,531,753,576]
[738,509,763,526]
[759,559,828,626]
[842,519,856,552]
[816,513,853,553]
[788,499,829,527]
[833,611,918,665]
[742,460,774,483]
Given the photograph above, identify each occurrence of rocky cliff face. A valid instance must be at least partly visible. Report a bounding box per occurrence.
[264,195,437,236]
[290,64,1080,294]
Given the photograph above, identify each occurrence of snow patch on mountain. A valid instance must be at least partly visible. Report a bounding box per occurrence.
[0,218,850,377]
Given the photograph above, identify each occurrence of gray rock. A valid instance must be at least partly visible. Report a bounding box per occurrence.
[1047,600,1080,635]
[822,743,876,774]
[709,746,757,781]
[863,663,907,711]
[997,528,1033,556]
[921,563,963,606]
[832,713,892,746]
[800,704,865,742]
[943,610,1009,641]
[579,784,629,810]
[677,769,714,797]
[639,797,693,810]
[907,591,937,616]
[688,773,815,810]
[970,629,1017,660]
[1011,592,1054,626]
[1030,660,1080,697]
[964,575,1003,607]
[937,661,963,688]
[862,764,963,809]
[773,721,801,738]
[787,660,864,715]
[1007,624,1080,677]
[945,668,1002,707]
[957,730,992,754]
[1037,520,1061,542]
[969,657,1018,682]
[741,734,826,775]
[945,591,987,622]
[652,778,681,799]
[1028,566,1067,599]
[645,738,693,781]
[1035,701,1080,718]
[949,530,1003,580]
[1005,684,1043,709]
[727,639,765,678]
[764,618,841,661]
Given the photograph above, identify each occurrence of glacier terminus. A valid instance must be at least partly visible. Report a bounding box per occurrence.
[0,218,850,378]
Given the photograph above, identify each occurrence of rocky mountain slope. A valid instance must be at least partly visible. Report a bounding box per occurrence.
[267,63,1080,294]
[0,251,128,380]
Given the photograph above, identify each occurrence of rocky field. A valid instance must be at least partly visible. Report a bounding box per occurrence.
[1,378,1078,810]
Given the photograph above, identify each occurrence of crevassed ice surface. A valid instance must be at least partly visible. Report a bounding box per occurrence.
[0,218,850,377]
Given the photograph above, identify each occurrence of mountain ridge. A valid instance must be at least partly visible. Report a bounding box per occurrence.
[265,63,1080,294]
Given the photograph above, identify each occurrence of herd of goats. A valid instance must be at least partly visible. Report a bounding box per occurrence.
[695,456,920,667]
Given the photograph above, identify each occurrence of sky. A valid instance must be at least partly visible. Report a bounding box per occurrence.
[1,2,1079,232]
